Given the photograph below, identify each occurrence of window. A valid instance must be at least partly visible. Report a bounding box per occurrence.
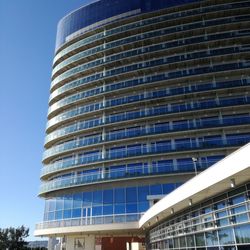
[138,202,149,212]
[114,204,125,214]
[103,205,113,215]
[138,186,149,202]
[63,210,72,219]
[73,193,82,208]
[93,191,102,205]
[82,192,92,206]
[218,228,235,245]
[103,189,113,204]
[196,233,205,247]
[126,203,137,213]
[126,187,137,202]
[92,206,102,216]
[150,184,162,195]
[235,224,250,244]
[72,209,81,218]
[115,188,125,203]
[205,231,219,246]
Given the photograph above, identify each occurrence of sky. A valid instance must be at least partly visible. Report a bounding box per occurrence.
[0,0,95,241]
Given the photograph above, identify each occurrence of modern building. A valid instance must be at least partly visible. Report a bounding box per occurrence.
[35,0,250,249]
[140,142,250,250]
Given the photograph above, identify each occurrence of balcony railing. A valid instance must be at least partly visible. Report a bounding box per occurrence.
[45,95,250,144]
[36,213,142,230]
[39,162,210,194]
[51,14,250,90]
[53,1,247,70]
[41,134,250,177]
[43,115,250,161]
[47,78,250,128]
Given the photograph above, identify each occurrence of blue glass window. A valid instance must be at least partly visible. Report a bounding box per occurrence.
[73,193,82,208]
[177,158,193,171]
[110,165,126,178]
[82,192,92,206]
[55,210,63,220]
[218,228,235,245]
[48,200,56,212]
[114,204,125,214]
[163,183,175,193]
[126,203,138,213]
[230,194,245,205]
[113,188,124,203]
[56,199,63,210]
[103,205,113,215]
[138,202,149,212]
[153,140,171,152]
[72,208,81,218]
[127,144,142,156]
[126,187,137,202]
[103,189,113,204]
[92,206,102,216]
[64,195,73,209]
[158,160,173,173]
[127,163,143,175]
[63,210,72,219]
[48,212,54,221]
[150,184,162,195]
[93,190,102,205]
[138,186,149,202]
[235,224,250,243]
[205,231,219,246]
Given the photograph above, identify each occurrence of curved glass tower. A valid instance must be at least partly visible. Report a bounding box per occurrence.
[35,0,250,249]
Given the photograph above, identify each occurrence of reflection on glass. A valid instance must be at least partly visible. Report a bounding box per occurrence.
[196,233,205,247]
[235,224,250,243]
[218,228,235,245]
[205,231,219,246]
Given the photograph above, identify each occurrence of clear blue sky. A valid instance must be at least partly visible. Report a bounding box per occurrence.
[0,0,94,240]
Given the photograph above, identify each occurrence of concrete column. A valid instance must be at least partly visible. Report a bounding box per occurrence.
[102,145,106,159]
[48,237,58,250]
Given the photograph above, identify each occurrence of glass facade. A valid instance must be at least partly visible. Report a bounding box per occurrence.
[56,0,200,50]
[147,183,250,250]
[38,0,250,235]
[40,182,181,229]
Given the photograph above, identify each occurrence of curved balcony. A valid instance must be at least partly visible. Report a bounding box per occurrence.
[49,28,250,101]
[43,115,250,162]
[52,2,217,65]
[51,14,250,91]
[52,40,246,91]
[49,44,248,105]
[41,134,250,178]
[39,162,208,196]
[46,77,250,132]
[48,59,250,117]
[43,135,102,161]
[53,1,248,69]
[53,32,104,72]
[52,34,246,94]
[45,95,250,146]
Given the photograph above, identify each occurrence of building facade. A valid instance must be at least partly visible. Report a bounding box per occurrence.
[140,143,250,250]
[35,0,250,249]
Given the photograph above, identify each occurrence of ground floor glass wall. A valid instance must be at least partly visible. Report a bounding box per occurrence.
[147,182,250,250]
[42,182,182,228]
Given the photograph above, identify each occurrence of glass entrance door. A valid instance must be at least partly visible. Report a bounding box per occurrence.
[83,207,92,225]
